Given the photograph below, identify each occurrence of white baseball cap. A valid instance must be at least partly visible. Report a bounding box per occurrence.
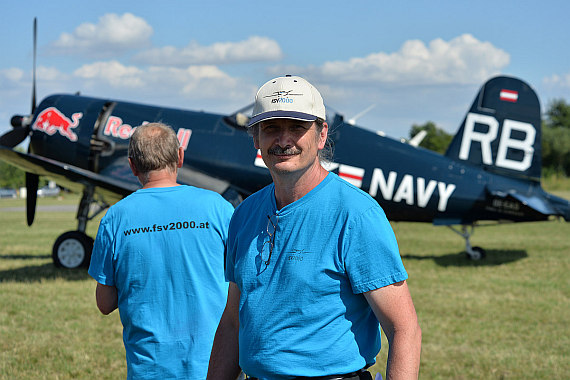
[248,75,326,127]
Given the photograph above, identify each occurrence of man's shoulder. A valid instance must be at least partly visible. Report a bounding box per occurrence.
[233,184,273,216]
[180,185,228,202]
[164,186,235,216]
[326,173,379,210]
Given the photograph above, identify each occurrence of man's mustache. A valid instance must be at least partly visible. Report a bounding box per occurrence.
[268,146,301,155]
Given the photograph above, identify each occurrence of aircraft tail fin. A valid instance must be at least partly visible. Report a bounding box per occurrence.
[445,76,542,182]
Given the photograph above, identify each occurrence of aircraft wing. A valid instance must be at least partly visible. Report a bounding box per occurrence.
[0,146,137,203]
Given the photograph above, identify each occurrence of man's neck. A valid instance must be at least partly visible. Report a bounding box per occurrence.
[272,162,328,209]
[139,170,180,189]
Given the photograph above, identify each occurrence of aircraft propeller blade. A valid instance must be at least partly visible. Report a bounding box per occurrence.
[0,127,30,147]
[26,172,39,226]
[31,17,37,114]
[1,19,38,149]
[24,18,39,227]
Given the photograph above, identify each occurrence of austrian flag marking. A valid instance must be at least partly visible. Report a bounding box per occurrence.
[338,164,365,188]
[500,89,518,103]
[254,150,267,168]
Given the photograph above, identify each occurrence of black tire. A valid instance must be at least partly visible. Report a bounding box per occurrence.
[52,231,94,269]
[467,246,486,261]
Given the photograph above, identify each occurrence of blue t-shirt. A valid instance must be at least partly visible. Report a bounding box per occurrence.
[226,173,408,379]
[89,185,234,380]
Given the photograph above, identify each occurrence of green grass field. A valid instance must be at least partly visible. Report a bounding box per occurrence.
[1,185,569,379]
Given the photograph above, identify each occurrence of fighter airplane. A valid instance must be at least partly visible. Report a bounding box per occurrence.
[1,22,569,268]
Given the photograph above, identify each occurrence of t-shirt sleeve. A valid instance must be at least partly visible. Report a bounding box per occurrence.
[88,217,116,286]
[344,205,408,294]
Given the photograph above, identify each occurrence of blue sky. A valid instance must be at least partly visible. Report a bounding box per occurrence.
[2,0,570,139]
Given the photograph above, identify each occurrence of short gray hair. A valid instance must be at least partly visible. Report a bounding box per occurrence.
[128,122,179,177]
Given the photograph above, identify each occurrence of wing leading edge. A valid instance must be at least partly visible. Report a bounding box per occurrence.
[0,146,137,203]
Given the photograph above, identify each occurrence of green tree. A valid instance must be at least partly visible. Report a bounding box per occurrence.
[544,99,570,129]
[409,121,453,154]
[0,161,25,188]
[542,99,570,176]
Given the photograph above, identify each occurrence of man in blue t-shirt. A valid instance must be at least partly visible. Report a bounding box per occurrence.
[207,76,421,380]
[88,122,234,379]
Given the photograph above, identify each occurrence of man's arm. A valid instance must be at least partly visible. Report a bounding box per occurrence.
[207,281,241,380]
[95,283,118,315]
[364,280,421,380]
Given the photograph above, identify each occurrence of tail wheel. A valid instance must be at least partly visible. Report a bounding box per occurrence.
[52,231,93,269]
[467,246,486,261]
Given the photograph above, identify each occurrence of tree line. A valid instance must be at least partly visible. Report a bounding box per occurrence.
[0,148,26,189]
[0,148,49,190]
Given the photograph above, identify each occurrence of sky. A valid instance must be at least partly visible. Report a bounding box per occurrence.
[2,0,570,140]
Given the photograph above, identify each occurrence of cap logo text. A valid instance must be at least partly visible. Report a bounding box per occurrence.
[272,98,293,104]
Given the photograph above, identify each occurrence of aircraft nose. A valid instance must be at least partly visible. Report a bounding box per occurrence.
[0,115,33,148]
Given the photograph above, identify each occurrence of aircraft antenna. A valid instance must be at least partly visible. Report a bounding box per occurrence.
[347,104,376,125]
[408,129,427,147]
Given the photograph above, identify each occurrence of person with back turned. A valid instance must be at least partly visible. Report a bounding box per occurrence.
[207,76,421,380]
[89,122,234,379]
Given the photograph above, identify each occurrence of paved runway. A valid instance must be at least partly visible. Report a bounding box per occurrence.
[0,205,77,212]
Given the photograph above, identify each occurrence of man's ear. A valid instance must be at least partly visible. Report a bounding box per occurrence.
[128,158,138,177]
[177,147,184,168]
[318,122,329,150]
[251,125,260,149]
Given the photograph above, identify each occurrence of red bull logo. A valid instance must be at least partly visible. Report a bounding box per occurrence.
[32,107,83,142]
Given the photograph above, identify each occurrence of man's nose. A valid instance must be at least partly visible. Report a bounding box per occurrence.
[275,129,293,146]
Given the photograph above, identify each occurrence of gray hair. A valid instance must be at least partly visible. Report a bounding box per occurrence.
[314,118,333,163]
[128,123,180,180]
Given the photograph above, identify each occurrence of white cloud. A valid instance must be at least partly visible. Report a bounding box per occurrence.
[74,61,145,88]
[134,36,283,66]
[0,66,69,89]
[543,73,570,88]
[144,65,243,98]
[37,66,68,81]
[51,13,153,57]
[282,34,509,86]
[0,68,27,116]
[69,60,255,108]
[0,68,24,82]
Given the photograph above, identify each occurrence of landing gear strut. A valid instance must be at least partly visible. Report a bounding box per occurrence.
[448,225,486,260]
[52,186,108,269]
